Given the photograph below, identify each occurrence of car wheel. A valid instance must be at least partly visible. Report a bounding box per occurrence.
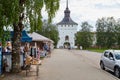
[100,61,105,70]
[114,67,120,78]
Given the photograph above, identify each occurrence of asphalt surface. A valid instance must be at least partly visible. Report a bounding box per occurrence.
[39,49,119,80]
[1,49,120,80]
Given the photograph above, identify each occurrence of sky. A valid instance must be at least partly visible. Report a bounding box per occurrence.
[42,0,120,31]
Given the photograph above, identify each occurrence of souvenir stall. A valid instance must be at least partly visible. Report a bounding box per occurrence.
[2,30,32,72]
[29,32,54,57]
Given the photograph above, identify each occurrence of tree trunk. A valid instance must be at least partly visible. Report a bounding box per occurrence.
[11,24,22,72]
[11,0,24,73]
[12,22,24,72]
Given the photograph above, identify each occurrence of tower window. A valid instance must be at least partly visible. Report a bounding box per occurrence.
[65,35,69,41]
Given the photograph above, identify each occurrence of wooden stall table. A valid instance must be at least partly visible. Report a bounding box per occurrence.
[25,55,41,76]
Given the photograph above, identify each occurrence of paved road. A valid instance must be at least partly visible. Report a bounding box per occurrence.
[39,49,119,80]
[1,49,120,80]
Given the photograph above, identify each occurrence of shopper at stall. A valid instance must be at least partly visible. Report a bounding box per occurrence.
[47,44,51,57]
[43,43,48,56]
[23,43,29,64]
[6,42,12,52]
[23,43,29,55]
[36,47,40,60]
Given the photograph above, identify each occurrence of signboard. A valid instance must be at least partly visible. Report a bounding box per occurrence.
[0,45,2,75]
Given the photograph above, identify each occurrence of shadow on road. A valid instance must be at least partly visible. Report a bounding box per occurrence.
[105,69,119,79]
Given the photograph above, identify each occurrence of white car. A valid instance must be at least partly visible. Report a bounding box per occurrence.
[100,50,120,78]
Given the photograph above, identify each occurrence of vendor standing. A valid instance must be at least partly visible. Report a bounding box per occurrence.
[3,41,12,72]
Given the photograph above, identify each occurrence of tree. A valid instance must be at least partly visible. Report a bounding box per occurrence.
[76,21,93,49]
[106,17,116,48]
[96,17,116,48]
[38,20,59,47]
[96,18,108,48]
[115,19,120,48]
[0,0,59,72]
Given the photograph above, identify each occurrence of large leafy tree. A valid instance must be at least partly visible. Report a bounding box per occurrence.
[96,18,108,48]
[96,17,116,48]
[115,19,120,48]
[76,21,93,49]
[38,20,59,47]
[0,0,59,72]
[106,17,116,48]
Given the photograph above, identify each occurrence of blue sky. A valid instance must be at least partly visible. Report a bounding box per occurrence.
[42,0,120,31]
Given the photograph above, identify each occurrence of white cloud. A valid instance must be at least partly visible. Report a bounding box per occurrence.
[42,0,120,31]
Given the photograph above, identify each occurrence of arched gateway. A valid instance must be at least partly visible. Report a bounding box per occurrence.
[64,42,70,48]
[56,0,78,49]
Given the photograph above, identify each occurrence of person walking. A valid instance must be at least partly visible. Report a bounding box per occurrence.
[47,44,51,57]
[36,47,40,60]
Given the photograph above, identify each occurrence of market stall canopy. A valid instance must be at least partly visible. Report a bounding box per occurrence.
[29,32,54,43]
[11,30,32,42]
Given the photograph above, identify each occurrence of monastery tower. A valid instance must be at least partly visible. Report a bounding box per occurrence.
[57,0,78,48]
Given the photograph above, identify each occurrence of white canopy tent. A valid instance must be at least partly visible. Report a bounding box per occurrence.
[29,32,54,43]
[29,32,54,50]
[29,32,54,56]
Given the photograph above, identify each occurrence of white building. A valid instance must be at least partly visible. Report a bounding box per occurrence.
[57,0,78,48]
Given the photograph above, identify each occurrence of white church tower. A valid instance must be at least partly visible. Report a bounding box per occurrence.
[57,0,78,48]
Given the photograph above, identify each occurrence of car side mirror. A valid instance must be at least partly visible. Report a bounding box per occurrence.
[109,57,114,60]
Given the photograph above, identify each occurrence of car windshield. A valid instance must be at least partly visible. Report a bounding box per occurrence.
[115,52,120,60]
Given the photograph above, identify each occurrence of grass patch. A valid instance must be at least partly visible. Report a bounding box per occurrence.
[88,49,104,53]
[87,48,107,53]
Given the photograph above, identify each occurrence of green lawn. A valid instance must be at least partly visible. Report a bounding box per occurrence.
[89,49,104,53]
[76,47,120,53]
[87,48,120,53]
[87,48,107,53]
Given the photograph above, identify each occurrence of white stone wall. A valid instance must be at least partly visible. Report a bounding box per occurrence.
[57,24,77,48]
